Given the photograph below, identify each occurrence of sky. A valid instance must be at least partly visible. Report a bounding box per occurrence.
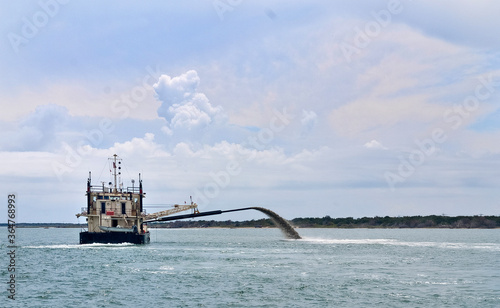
[1,0,499,223]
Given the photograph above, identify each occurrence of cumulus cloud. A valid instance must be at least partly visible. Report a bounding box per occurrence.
[81,133,166,159]
[364,140,387,150]
[161,125,173,136]
[153,70,226,132]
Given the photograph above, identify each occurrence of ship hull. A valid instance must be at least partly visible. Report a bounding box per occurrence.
[80,231,150,244]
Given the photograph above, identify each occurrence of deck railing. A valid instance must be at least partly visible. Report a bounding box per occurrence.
[89,185,142,194]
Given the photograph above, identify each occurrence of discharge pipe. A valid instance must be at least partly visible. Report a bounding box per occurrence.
[144,207,301,239]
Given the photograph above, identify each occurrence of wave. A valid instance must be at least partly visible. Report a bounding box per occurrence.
[301,237,500,251]
[23,243,136,249]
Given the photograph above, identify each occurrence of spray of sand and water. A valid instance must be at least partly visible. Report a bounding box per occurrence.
[250,207,301,239]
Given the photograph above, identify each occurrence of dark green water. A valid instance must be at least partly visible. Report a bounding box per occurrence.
[2,228,499,307]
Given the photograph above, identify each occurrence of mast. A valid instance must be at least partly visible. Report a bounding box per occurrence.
[113,154,118,193]
[139,173,143,213]
[87,171,91,213]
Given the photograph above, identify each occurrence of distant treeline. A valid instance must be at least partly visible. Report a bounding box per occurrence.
[2,215,499,229]
[0,223,86,228]
[291,215,500,229]
[150,215,500,229]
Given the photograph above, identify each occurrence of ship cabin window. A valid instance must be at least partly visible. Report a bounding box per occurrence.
[121,202,126,215]
[97,195,103,200]
[104,196,109,200]
[101,202,106,214]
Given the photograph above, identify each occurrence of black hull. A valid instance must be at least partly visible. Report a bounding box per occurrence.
[80,231,150,244]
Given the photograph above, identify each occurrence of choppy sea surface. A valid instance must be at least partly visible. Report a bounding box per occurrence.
[1,227,499,307]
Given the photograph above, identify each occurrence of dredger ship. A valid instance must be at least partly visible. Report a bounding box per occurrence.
[76,154,301,244]
[76,154,200,244]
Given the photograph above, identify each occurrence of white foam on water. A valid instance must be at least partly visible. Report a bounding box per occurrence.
[300,238,398,245]
[300,237,500,251]
[23,242,136,249]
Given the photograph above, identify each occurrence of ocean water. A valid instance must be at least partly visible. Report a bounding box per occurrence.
[1,227,499,307]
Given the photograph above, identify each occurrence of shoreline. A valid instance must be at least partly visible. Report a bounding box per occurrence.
[1,215,499,230]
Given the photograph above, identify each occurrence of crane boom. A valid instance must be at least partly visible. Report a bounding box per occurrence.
[144,202,198,221]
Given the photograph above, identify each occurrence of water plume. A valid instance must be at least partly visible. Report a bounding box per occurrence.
[249,207,301,239]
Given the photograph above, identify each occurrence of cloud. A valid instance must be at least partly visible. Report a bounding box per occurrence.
[0,104,73,151]
[20,104,69,130]
[301,110,318,134]
[364,139,387,150]
[153,70,226,132]
[0,151,59,178]
[2,2,500,222]
[328,25,480,139]
[82,133,166,159]
[161,125,173,136]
